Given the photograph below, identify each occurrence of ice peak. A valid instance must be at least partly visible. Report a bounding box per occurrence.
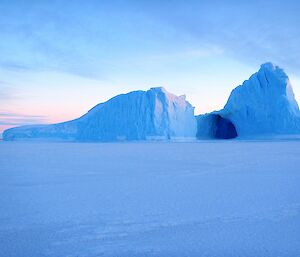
[260,62,277,71]
[149,87,167,93]
[258,62,289,83]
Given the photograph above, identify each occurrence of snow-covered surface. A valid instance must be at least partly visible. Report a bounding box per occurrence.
[197,63,300,138]
[3,87,197,141]
[1,141,300,257]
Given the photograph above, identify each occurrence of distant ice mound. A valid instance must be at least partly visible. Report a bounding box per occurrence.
[3,87,197,141]
[197,62,300,139]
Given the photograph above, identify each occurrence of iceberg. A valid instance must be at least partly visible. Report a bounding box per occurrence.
[4,62,300,141]
[3,87,197,141]
[197,62,300,139]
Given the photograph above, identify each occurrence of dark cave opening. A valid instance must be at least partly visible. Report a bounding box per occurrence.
[213,115,238,139]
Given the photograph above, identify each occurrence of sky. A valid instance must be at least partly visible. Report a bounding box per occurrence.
[1,0,300,135]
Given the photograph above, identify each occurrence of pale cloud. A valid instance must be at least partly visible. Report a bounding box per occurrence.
[138,46,224,63]
[0,81,15,100]
[0,112,48,126]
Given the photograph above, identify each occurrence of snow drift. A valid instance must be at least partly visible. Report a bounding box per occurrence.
[197,62,300,139]
[3,87,197,141]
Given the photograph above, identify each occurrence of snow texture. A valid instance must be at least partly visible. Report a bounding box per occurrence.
[197,62,300,138]
[3,87,197,141]
[1,141,300,256]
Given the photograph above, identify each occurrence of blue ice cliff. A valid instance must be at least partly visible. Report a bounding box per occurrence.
[197,62,300,139]
[3,87,197,141]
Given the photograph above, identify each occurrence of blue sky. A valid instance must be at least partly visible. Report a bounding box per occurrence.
[1,0,300,134]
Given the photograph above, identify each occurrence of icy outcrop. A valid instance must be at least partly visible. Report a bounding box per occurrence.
[197,62,300,139]
[4,62,299,141]
[3,87,197,141]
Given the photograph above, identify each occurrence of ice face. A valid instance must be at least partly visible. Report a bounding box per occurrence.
[197,63,300,139]
[3,87,197,141]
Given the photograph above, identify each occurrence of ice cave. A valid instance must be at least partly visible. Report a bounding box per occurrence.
[212,114,237,139]
[196,114,238,139]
